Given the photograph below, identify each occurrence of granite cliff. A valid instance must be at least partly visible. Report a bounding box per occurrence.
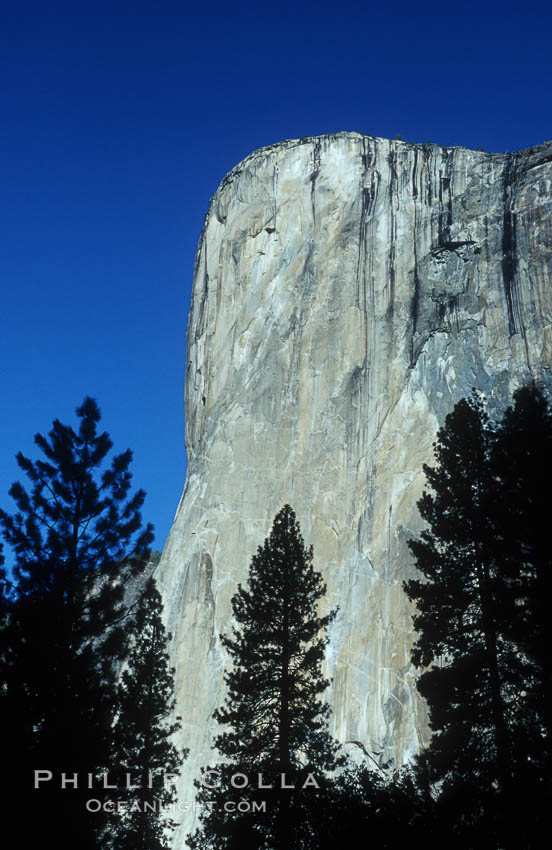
[155,133,552,845]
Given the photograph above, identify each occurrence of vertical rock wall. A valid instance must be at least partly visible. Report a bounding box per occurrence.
[155,133,552,846]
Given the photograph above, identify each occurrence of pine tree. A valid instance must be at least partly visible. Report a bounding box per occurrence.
[189,505,340,850]
[0,542,10,673]
[0,397,153,848]
[313,763,441,850]
[404,394,516,844]
[404,386,552,847]
[488,385,552,833]
[109,576,186,850]
[0,542,20,810]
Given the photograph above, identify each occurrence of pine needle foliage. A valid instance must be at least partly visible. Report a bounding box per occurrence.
[189,504,340,850]
[110,576,186,850]
[0,396,154,848]
[405,385,552,847]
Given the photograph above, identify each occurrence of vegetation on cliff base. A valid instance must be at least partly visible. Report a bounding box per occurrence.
[2,385,551,849]
[189,504,341,850]
[0,398,185,849]
[109,575,186,850]
[405,384,552,847]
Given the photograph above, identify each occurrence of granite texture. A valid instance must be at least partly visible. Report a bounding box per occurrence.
[155,133,552,845]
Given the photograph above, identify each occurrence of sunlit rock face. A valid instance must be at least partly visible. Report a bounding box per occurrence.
[155,133,552,845]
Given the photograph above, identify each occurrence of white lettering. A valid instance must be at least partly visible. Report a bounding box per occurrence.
[231,773,248,789]
[61,773,78,789]
[201,770,221,788]
[257,773,273,789]
[302,773,320,789]
[102,773,116,789]
[125,773,138,789]
[34,770,52,788]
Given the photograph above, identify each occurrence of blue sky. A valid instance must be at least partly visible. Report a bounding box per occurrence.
[1,1,551,553]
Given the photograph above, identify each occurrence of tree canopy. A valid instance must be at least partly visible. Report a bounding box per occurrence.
[109,575,186,850]
[405,384,552,847]
[190,504,340,850]
[0,396,154,848]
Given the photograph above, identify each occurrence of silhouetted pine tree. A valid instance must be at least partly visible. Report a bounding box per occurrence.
[109,576,186,850]
[0,544,21,813]
[488,385,552,836]
[313,763,442,850]
[405,386,552,848]
[404,394,517,845]
[189,505,340,850]
[0,542,10,682]
[0,397,153,849]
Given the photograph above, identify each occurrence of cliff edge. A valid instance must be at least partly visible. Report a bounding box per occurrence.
[155,133,552,846]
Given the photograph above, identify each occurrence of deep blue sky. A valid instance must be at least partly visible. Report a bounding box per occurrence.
[1,1,551,553]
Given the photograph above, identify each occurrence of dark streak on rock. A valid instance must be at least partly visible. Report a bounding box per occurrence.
[387,146,397,316]
[194,231,209,342]
[215,197,226,225]
[357,140,370,312]
[272,164,279,231]
[356,138,380,383]
[410,205,420,367]
[420,145,431,207]
[437,153,453,243]
[201,553,217,651]
[303,242,316,284]
[446,152,454,229]
[502,154,518,336]
[449,297,460,332]
[310,138,321,223]
[502,154,533,371]
[438,179,450,243]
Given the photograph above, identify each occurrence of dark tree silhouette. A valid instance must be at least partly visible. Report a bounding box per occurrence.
[0,542,10,673]
[0,397,153,849]
[0,543,20,811]
[405,385,552,848]
[487,385,552,835]
[312,762,444,850]
[109,576,186,850]
[189,504,340,850]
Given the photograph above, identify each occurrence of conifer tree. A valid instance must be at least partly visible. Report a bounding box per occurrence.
[405,395,517,843]
[0,397,153,849]
[488,385,552,833]
[0,544,20,813]
[405,386,552,847]
[109,576,186,850]
[189,505,340,850]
